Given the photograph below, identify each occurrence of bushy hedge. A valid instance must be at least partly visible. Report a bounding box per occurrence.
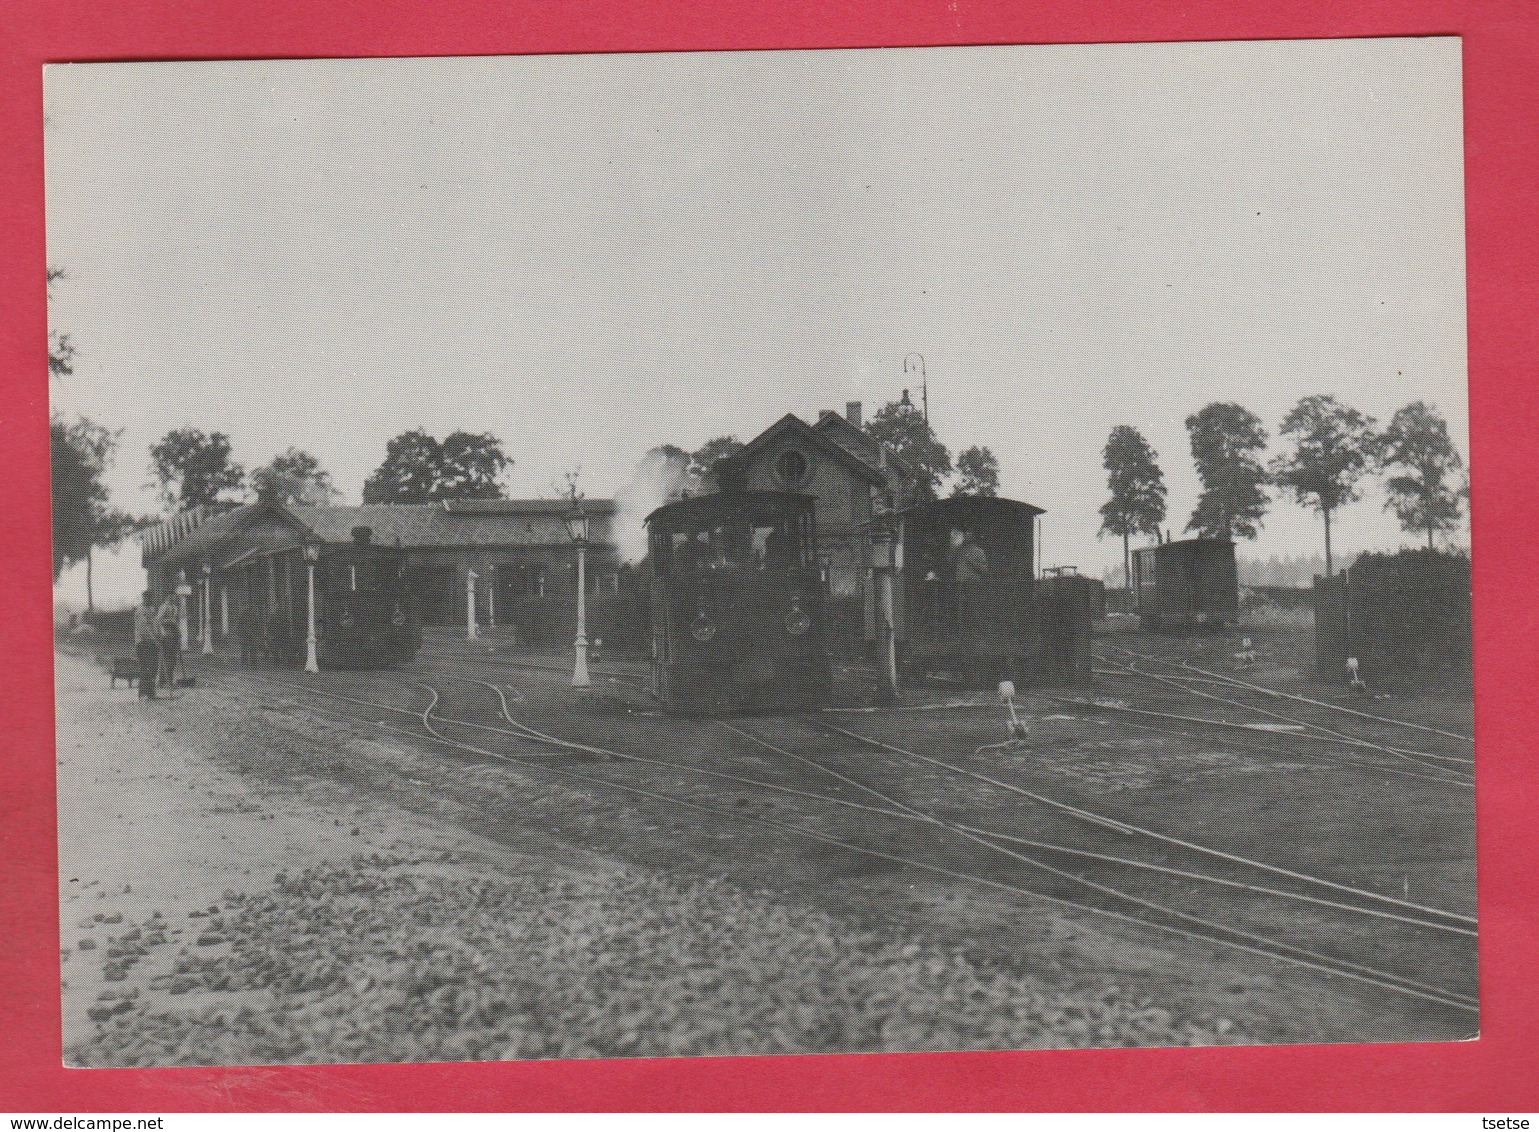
[1345,549,1471,687]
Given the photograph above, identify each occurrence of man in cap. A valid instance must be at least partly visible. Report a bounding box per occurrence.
[133,590,161,700]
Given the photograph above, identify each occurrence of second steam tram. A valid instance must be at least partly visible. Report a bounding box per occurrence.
[228,528,422,669]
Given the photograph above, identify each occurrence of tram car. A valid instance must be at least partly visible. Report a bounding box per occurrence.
[893,496,1047,683]
[645,491,832,713]
[227,528,421,669]
[1131,536,1239,630]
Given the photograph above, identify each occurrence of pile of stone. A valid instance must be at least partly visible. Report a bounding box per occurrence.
[73,853,1243,1066]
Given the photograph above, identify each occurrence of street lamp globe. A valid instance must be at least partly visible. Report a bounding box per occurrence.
[563,501,589,547]
[564,499,592,690]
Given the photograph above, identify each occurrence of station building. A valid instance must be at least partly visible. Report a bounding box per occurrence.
[140,498,626,647]
[711,402,911,651]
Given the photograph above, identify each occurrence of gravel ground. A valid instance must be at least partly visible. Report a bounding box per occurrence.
[57,645,1247,1066]
[78,856,1240,1066]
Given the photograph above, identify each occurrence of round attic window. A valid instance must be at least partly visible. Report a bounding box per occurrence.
[774,448,810,488]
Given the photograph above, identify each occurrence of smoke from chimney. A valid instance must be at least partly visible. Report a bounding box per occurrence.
[612,449,698,564]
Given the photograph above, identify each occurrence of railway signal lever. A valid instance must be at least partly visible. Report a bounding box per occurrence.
[999,680,1028,740]
[1346,656,1368,694]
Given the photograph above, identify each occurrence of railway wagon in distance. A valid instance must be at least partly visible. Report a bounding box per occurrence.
[646,491,833,714]
[227,528,422,669]
[895,495,1048,683]
[1131,537,1239,630]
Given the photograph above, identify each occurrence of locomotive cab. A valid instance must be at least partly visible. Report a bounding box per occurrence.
[646,491,832,714]
[897,496,1044,683]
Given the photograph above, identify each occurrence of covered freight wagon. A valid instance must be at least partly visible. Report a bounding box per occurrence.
[1131,537,1238,630]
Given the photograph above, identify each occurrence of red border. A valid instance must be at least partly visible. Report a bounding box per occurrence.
[5,0,1536,1112]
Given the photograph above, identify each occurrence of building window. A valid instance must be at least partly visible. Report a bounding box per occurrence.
[591,571,619,596]
[774,448,810,488]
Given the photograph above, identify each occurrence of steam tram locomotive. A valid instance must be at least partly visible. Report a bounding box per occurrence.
[228,530,421,669]
[645,491,832,713]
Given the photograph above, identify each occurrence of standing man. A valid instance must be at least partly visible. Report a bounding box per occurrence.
[948,528,989,640]
[156,590,182,692]
[133,590,161,701]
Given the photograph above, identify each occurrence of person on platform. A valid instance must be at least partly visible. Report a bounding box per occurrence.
[133,590,161,701]
[155,591,182,692]
[948,527,989,637]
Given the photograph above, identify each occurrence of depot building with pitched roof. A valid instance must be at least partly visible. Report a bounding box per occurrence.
[140,497,632,648]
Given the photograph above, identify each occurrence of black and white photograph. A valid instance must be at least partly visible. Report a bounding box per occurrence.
[46,37,1474,1068]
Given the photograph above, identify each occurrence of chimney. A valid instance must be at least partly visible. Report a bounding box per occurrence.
[845,400,863,428]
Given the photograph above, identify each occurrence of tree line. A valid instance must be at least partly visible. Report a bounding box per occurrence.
[1099,396,1467,586]
[50,270,1462,601]
[51,414,518,609]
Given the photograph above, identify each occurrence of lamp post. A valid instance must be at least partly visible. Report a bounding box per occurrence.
[201,561,214,655]
[869,511,899,705]
[563,499,591,689]
[303,541,320,674]
[174,570,191,650]
[466,569,479,641]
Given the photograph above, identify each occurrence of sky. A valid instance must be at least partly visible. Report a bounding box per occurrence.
[45,38,1469,608]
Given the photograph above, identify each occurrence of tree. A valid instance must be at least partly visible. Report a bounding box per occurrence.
[1185,402,1270,540]
[1378,401,1466,550]
[437,430,512,500]
[362,429,441,503]
[52,414,115,580]
[689,436,744,492]
[251,447,341,506]
[51,413,142,606]
[1098,425,1167,590]
[864,397,952,501]
[148,428,247,514]
[361,429,511,504]
[1269,395,1377,575]
[951,446,1001,498]
[47,267,75,380]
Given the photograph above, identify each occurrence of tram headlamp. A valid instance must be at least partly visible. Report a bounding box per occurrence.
[689,611,717,643]
[784,597,811,637]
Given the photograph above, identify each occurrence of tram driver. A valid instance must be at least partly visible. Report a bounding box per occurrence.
[948,527,989,637]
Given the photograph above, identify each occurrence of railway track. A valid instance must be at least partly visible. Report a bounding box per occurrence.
[207,661,1478,1020]
[1043,699,1471,790]
[420,646,1474,790]
[1103,643,1475,744]
[1088,646,1474,787]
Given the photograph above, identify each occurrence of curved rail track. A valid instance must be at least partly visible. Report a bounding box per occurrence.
[207,661,1478,1018]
